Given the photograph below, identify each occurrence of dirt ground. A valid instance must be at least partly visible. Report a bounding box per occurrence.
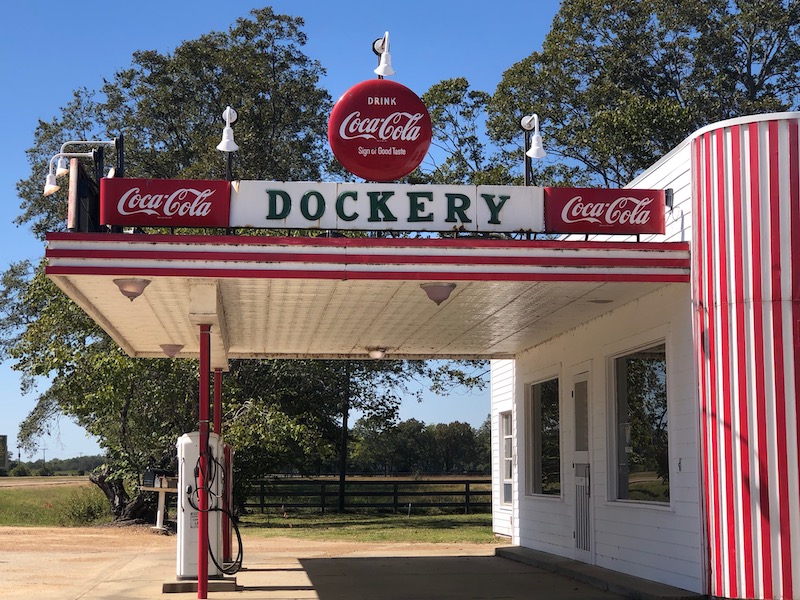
[0,525,500,599]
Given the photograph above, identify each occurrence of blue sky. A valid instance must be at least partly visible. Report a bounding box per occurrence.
[0,1,561,460]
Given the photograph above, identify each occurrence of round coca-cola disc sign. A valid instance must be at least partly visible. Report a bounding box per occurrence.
[328,79,432,182]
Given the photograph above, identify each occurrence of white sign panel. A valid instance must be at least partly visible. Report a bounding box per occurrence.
[230,181,544,233]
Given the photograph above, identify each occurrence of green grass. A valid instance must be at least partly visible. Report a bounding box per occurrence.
[239,511,500,544]
[1,479,501,545]
[0,482,111,526]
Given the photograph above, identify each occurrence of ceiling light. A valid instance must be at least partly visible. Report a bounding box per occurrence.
[420,282,457,305]
[368,348,386,360]
[160,344,184,358]
[113,278,151,301]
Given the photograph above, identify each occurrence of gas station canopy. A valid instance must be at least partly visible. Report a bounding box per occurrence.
[46,232,690,369]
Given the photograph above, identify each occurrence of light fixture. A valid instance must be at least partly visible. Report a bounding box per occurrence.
[521,114,546,159]
[420,282,457,305]
[368,348,387,360]
[113,278,151,301]
[55,139,119,178]
[55,156,70,177]
[216,106,239,152]
[160,344,184,358]
[373,31,395,77]
[42,151,93,196]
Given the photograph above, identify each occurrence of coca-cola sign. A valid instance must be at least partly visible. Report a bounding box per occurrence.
[100,178,230,227]
[328,79,432,182]
[545,187,665,235]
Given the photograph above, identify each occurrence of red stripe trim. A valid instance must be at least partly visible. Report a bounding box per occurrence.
[44,248,691,269]
[731,124,755,598]
[703,131,724,596]
[715,128,738,597]
[45,231,689,253]
[768,120,792,599]
[750,120,773,599]
[694,136,714,596]
[45,265,690,283]
[790,119,800,600]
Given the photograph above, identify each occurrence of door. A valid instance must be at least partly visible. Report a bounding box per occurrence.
[573,375,593,562]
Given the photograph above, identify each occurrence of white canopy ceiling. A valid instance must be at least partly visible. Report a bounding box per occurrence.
[46,233,691,369]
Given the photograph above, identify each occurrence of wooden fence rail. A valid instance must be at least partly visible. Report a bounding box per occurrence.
[243,478,492,514]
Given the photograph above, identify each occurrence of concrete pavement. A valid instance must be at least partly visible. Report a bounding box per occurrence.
[0,534,704,600]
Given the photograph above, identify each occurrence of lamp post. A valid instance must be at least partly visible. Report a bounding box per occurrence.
[216,106,238,181]
[372,31,395,78]
[520,114,546,186]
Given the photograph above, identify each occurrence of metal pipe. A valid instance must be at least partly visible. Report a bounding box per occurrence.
[198,324,211,599]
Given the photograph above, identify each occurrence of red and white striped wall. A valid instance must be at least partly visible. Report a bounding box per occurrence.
[693,114,800,599]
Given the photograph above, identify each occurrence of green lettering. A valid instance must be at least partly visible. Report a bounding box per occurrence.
[336,190,359,222]
[481,193,510,224]
[300,190,325,221]
[408,191,434,222]
[266,189,291,219]
[367,191,397,222]
[446,193,472,223]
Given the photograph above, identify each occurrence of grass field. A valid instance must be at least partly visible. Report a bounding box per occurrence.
[0,477,500,544]
[0,480,109,526]
[239,511,498,544]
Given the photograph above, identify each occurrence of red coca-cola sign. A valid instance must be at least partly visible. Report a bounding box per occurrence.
[100,178,230,227]
[545,187,665,235]
[328,79,432,182]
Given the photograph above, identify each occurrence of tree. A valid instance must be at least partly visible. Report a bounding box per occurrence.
[418,78,513,186]
[487,0,800,187]
[1,8,335,520]
[429,421,479,474]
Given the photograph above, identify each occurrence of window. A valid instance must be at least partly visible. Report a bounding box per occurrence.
[529,378,560,495]
[501,412,512,504]
[614,343,669,503]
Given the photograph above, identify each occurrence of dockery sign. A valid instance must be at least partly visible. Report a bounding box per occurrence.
[99,179,666,235]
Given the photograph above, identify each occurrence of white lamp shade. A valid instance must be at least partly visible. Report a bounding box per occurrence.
[55,156,70,177]
[113,278,151,301]
[43,173,60,196]
[420,282,456,305]
[526,133,547,159]
[217,126,239,152]
[374,51,395,76]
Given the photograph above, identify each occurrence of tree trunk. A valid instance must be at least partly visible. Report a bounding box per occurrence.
[90,465,155,522]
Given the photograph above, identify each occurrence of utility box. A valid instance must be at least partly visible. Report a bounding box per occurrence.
[176,431,223,580]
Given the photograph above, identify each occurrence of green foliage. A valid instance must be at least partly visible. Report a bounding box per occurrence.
[350,417,490,475]
[0,482,110,526]
[56,486,111,525]
[10,464,30,477]
[487,0,800,187]
[420,78,511,185]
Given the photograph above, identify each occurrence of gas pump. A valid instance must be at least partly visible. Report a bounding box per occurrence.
[176,431,224,580]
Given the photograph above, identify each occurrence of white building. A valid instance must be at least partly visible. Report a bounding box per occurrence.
[490,112,800,599]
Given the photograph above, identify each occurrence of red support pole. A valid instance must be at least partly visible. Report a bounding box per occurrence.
[198,324,211,599]
[213,369,222,434]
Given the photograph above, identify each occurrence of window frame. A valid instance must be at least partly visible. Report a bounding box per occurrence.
[609,339,670,505]
[526,376,562,497]
[500,411,513,505]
